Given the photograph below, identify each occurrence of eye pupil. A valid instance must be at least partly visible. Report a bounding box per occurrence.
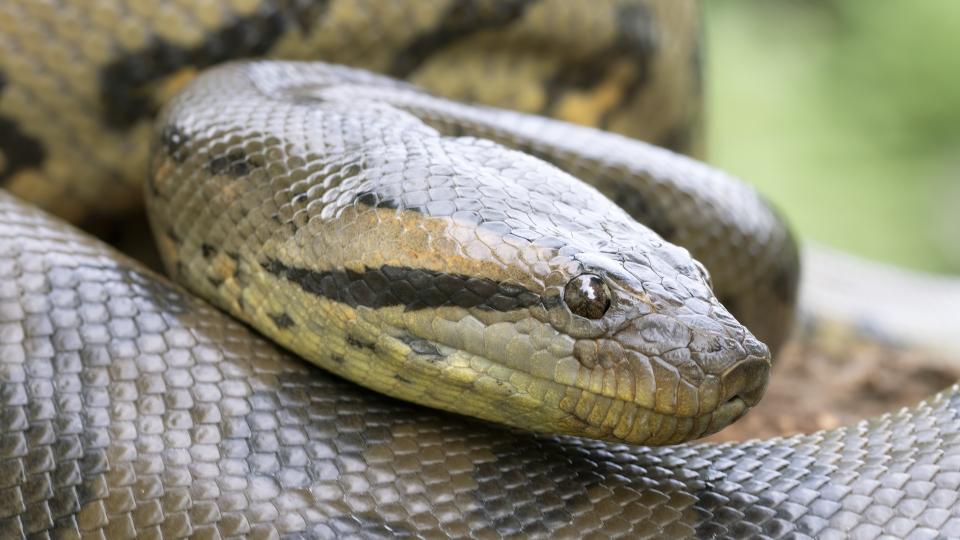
[563,274,611,319]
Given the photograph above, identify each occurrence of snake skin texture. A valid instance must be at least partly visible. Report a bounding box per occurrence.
[2,191,960,538]
[0,0,958,538]
[0,0,702,222]
[146,61,779,446]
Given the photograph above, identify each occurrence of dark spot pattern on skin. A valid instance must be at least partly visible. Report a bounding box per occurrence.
[393,374,412,384]
[613,2,659,65]
[201,243,216,259]
[165,228,180,244]
[268,312,295,329]
[598,1,659,128]
[160,124,190,163]
[354,191,378,207]
[347,335,376,351]
[0,73,47,182]
[99,1,330,129]
[396,333,443,357]
[354,190,403,210]
[330,354,345,365]
[208,149,257,177]
[388,0,533,77]
[542,2,657,126]
[207,276,224,288]
[260,259,542,312]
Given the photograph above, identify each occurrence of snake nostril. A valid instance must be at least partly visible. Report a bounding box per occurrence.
[720,357,770,408]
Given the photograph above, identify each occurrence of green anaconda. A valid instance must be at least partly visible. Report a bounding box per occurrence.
[0,1,957,538]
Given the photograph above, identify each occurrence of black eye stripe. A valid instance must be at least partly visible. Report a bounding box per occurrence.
[261,258,542,312]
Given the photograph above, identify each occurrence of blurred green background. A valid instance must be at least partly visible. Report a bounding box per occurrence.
[705,0,960,274]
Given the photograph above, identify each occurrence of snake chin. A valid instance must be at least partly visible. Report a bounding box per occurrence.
[713,396,749,429]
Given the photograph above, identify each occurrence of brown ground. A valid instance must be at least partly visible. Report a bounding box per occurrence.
[706,317,960,442]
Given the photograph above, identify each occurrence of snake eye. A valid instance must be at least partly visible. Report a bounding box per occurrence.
[693,260,713,289]
[563,274,611,319]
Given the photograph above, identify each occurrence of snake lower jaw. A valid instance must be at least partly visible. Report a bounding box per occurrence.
[707,397,751,435]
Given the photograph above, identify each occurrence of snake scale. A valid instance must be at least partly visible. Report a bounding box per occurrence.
[0,1,957,538]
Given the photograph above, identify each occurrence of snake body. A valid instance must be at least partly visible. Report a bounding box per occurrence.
[0,0,958,538]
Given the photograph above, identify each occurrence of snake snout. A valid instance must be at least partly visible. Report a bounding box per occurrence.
[720,356,769,408]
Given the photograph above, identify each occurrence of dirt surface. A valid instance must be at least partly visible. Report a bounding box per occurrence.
[706,317,960,442]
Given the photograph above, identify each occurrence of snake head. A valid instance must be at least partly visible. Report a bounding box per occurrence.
[526,243,772,445]
[149,63,773,447]
[293,138,775,446]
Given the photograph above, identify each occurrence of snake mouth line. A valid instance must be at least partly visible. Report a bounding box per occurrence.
[561,350,768,443]
[413,338,764,444]
[246,244,767,445]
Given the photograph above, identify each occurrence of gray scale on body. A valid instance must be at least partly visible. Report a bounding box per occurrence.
[0,191,956,538]
[0,0,956,537]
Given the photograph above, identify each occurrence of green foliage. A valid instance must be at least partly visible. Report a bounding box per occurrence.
[706,0,960,273]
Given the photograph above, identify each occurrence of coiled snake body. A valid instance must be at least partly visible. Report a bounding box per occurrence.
[0,1,957,538]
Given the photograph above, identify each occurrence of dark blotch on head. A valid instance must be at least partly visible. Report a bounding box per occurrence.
[269,312,295,329]
[563,274,611,319]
